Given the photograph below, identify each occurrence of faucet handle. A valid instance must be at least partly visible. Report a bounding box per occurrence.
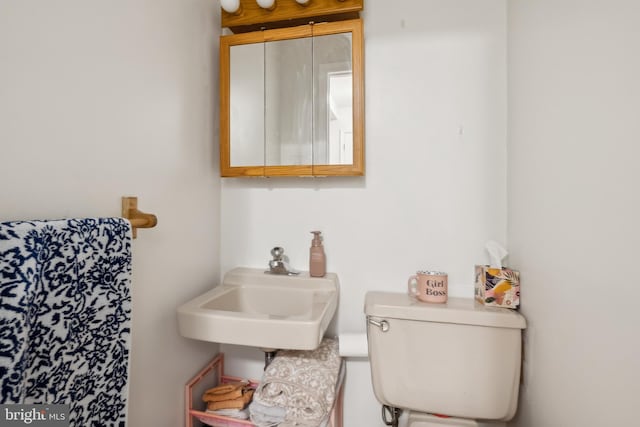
[266,246,300,276]
[270,246,285,260]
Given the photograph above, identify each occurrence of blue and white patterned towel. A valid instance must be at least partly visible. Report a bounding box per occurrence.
[0,218,132,427]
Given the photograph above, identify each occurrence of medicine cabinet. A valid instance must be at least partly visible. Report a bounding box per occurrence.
[220,19,364,177]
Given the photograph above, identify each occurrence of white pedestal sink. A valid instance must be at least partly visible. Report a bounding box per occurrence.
[177,267,339,350]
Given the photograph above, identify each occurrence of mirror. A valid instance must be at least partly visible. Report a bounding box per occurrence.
[327,71,353,164]
[265,36,313,167]
[220,19,364,177]
[229,42,264,167]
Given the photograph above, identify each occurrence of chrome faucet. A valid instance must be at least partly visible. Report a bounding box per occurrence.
[266,247,300,275]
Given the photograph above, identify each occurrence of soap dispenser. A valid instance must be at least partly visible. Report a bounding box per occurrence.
[309,231,326,277]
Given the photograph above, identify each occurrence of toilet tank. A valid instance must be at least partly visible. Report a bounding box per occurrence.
[365,292,526,421]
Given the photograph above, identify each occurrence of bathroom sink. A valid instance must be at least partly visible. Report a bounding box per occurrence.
[177,267,339,350]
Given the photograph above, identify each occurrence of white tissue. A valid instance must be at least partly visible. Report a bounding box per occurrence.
[338,333,368,358]
[485,240,508,268]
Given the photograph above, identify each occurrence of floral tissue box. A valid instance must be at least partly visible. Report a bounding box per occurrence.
[474,265,520,309]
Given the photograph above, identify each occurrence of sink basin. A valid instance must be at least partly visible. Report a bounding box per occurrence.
[177,267,339,350]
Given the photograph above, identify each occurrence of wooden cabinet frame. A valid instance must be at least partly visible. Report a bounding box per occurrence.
[219,19,364,177]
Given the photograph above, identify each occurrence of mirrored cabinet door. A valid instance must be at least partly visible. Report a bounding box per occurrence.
[220,19,364,177]
[229,42,264,167]
[265,36,313,167]
[313,31,353,167]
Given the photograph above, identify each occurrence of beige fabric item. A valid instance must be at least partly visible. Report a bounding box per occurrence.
[203,381,248,402]
[206,389,255,411]
[251,338,341,427]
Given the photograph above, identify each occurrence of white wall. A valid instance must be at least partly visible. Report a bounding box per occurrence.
[508,1,640,426]
[13,1,635,426]
[0,1,221,425]
[220,1,508,425]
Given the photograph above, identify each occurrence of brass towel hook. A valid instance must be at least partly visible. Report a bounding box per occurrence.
[121,196,157,238]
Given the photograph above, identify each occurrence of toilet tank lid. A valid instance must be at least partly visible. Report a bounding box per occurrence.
[364,292,526,329]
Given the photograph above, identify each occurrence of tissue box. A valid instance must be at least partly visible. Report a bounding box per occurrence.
[474,266,520,309]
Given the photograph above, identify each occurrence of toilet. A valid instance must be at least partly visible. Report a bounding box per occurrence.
[365,292,526,427]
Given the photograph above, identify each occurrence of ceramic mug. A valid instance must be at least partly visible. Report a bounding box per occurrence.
[408,270,448,303]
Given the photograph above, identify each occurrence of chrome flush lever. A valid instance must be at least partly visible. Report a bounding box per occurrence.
[368,317,390,332]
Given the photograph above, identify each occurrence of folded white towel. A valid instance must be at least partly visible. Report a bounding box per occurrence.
[205,407,250,420]
[248,400,286,427]
[250,338,342,427]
